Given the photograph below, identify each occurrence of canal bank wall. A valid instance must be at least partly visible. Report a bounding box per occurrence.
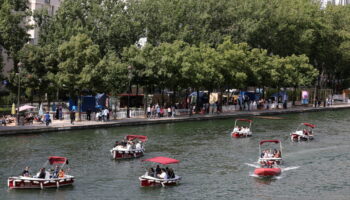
[1,104,349,136]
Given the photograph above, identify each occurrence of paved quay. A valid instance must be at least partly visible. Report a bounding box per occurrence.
[1,104,349,136]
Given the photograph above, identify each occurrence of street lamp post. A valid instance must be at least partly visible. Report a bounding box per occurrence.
[127,65,133,118]
[16,62,23,126]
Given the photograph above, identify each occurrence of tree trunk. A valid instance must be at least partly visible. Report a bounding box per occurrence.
[144,89,148,116]
[207,90,211,114]
[161,88,165,107]
[196,89,200,113]
[77,94,82,121]
[47,94,51,114]
[293,86,297,106]
[172,86,176,106]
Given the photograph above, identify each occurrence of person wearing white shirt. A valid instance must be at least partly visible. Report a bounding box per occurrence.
[158,169,168,179]
[135,141,142,150]
[126,142,132,150]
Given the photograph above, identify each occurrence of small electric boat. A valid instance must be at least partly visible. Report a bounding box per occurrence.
[254,140,283,177]
[290,123,315,142]
[8,156,74,189]
[139,156,181,187]
[231,119,253,138]
[254,168,281,177]
[110,135,148,160]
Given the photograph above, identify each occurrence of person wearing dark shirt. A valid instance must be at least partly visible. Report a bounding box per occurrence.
[155,165,161,176]
[121,140,127,147]
[38,168,46,179]
[53,166,60,178]
[87,109,91,121]
[148,168,155,177]
[21,166,30,177]
[70,110,75,125]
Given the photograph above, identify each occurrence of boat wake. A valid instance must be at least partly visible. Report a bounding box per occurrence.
[245,163,260,168]
[281,166,299,172]
[248,172,283,180]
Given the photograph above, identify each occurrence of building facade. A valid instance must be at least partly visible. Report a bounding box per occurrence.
[320,0,350,7]
[1,0,63,76]
[28,0,63,44]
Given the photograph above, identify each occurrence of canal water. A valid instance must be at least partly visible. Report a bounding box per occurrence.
[1,110,350,200]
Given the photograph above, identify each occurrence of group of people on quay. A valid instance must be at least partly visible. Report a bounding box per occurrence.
[146,104,175,118]
[1,115,15,126]
[146,165,176,179]
[94,108,110,122]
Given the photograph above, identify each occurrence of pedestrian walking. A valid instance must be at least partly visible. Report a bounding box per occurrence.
[44,112,51,126]
[147,106,151,118]
[55,108,59,120]
[102,108,109,121]
[86,108,91,121]
[58,107,63,120]
[167,107,171,117]
[156,106,161,118]
[70,110,75,125]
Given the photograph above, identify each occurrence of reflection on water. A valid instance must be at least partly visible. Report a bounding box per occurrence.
[1,109,350,199]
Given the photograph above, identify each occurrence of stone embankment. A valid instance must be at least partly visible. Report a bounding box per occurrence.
[0,104,349,136]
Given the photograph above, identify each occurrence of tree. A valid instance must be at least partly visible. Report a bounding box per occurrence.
[57,33,101,119]
[0,0,29,70]
[216,38,249,90]
[17,44,58,103]
[283,54,318,104]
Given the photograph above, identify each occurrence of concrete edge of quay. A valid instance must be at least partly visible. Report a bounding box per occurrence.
[0,105,349,136]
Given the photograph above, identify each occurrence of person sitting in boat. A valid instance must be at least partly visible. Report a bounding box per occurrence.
[114,141,120,147]
[233,126,239,132]
[263,150,270,158]
[155,165,162,176]
[121,139,127,147]
[157,168,168,179]
[52,166,60,178]
[147,168,155,177]
[274,150,281,158]
[303,129,308,135]
[21,166,30,177]
[58,169,65,178]
[272,149,277,155]
[37,168,46,179]
[260,150,266,158]
[135,141,142,150]
[126,141,133,150]
[166,167,175,179]
[267,149,274,158]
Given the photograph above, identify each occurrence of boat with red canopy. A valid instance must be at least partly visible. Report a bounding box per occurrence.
[139,156,181,187]
[110,135,148,159]
[290,123,315,141]
[8,156,74,189]
[231,119,253,138]
[254,140,282,177]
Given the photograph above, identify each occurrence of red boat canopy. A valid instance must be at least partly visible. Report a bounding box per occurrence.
[259,140,280,145]
[303,123,316,128]
[236,119,252,123]
[143,157,180,165]
[48,156,68,165]
[126,135,148,142]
